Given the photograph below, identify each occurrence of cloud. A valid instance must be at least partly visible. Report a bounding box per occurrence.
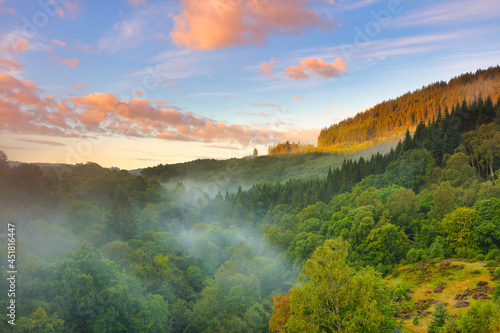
[18,139,65,146]
[73,43,104,54]
[285,57,345,79]
[257,57,278,77]
[0,73,319,147]
[0,0,15,15]
[0,58,22,70]
[52,39,67,48]
[248,102,282,111]
[56,0,81,19]
[46,47,80,68]
[71,82,87,92]
[130,90,144,97]
[60,58,80,68]
[293,95,307,100]
[0,39,29,55]
[170,0,332,50]
[125,0,147,8]
[394,0,500,27]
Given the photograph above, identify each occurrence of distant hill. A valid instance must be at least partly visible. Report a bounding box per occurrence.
[317,66,500,149]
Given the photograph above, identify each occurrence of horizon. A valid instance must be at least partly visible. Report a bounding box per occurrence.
[1,0,500,169]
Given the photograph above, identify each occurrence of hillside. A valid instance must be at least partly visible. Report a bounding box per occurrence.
[141,137,400,191]
[317,66,500,149]
[388,258,499,333]
[0,68,499,332]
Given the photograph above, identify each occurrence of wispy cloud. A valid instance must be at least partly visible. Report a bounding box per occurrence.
[18,139,65,146]
[394,0,500,27]
[99,3,174,51]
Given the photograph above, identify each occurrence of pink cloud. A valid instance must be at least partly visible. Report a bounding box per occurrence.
[258,57,278,77]
[170,0,331,50]
[57,0,81,19]
[126,0,147,8]
[46,47,80,68]
[0,58,22,70]
[71,82,87,91]
[73,43,102,54]
[0,0,15,15]
[61,58,80,68]
[0,73,318,147]
[130,90,144,97]
[285,57,346,79]
[0,39,29,55]
[293,95,307,100]
[52,39,67,48]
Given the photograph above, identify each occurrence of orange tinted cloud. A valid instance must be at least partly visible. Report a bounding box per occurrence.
[257,57,278,77]
[126,0,147,7]
[286,57,346,79]
[57,0,81,19]
[47,47,80,68]
[0,74,315,147]
[0,39,29,55]
[71,82,87,91]
[0,58,22,70]
[61,58,80,68]
[171,0,331,50]
[0,0,15,15]
[52,39,67,47]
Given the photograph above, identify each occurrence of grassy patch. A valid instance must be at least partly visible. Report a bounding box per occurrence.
[388,259,498,333]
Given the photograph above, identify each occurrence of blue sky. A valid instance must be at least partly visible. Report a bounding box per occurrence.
[1,0,499,169]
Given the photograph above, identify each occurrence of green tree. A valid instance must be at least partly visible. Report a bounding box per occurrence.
[473,198,500,250]
[458,300,500,332]
[286,238,396,332]
[365,223,409,267]
[16,308,65,333]
[439,207,478,251]
[427,303,448,333]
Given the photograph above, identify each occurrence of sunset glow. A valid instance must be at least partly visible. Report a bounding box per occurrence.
[1,0,499,168]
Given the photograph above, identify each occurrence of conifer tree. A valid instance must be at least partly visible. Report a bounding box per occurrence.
[428,303,448,333]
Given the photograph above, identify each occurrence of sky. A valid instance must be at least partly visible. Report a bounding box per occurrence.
[0,0,499,169]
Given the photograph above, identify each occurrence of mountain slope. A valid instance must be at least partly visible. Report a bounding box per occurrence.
[318,66,500,149]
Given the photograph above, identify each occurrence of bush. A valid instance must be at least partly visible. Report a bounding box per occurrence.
[486,249,500,261]
[456,248,479,259]
[486,260,498,267]
[494,268,500,280]
[476,254,485,261]
[406,248,425,263]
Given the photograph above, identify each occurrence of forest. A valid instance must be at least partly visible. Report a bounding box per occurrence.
[1,76,500,332]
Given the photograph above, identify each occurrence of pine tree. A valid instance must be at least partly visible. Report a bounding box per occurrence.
[428,303,448,333]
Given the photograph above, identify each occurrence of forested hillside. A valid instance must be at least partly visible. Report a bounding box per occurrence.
[1,81,500,332]
[317,66,500,149]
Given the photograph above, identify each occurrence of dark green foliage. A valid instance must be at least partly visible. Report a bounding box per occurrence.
[106,187,137,240]
[0,69,499,333]
[428,302,448,333]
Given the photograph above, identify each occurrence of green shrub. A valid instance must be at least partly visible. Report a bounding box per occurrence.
[486,249,500,261]
[494,267,500,280]
[476,254,485,261]
[486,260,498,267]
[456,248,479,259]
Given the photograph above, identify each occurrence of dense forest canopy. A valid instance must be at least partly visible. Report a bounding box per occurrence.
[1,70,500,332]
